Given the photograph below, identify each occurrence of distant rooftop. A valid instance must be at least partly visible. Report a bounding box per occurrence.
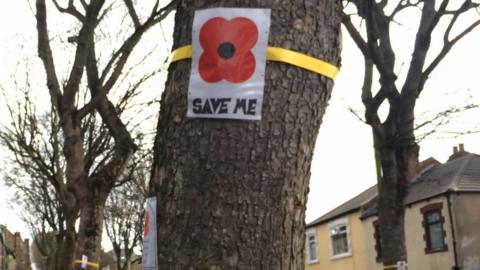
[306,185,377,228]
[307,144,480,226]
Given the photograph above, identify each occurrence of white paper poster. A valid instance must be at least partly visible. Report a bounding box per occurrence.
[187,8,271,120]
[142,197,157,270]
[81,255,88,269]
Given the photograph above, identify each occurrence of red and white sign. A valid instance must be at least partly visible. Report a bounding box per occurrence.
[187,8,271,120]
[397,261,407,270]
[142,197,157,270]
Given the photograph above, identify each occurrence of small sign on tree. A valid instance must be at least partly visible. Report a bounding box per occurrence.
[142,197,158,270]
[397,261,407,270]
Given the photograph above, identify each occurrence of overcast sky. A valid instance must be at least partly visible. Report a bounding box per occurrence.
[0,1,479,245]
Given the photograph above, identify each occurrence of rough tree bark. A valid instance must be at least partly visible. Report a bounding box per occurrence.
[150,0,341,269]
[342,0,480,266]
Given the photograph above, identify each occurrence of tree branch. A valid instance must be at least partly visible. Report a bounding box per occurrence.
[389,0,422,19]
[364,1,396,81]
[419,3,480,95]
[84,44,137,189]
[401,0,448,99]
[341,11,368,55]
[123,0,140,28]
[62,0,105,108]
[78,0,88,10]
[348,0,400,101]
[35,0,63,111]
[51,0,85,21]
[100,0,176,93]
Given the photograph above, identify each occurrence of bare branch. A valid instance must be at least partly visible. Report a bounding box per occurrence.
[389,0,422,19]
[418,4,480,97]
[51,0,85,21]
[348,0,400,101]
[400,0,448,99]
[104,151,148,266]
[62,0,105,107]
[415,103,480,142]
[77,44,106,119]
[341,12,368,55]
[347,106,366,123]
[83,42,137,188]
[78,0,88,10]
[35,0,63,111]
[123,0,140,28]
[100,0,176,93]
[365,2,395,77]
[97,2,116,26]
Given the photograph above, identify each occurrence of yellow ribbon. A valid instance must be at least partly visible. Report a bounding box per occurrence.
[169,45,340,80]
[73,259,100,269]
[170,45,193,62]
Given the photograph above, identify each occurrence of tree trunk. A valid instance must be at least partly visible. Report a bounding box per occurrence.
[73,191,108,270]
[61,116,86,270]
[150,0,341,269]
[377,147,408,265]
[63,215,79,270]
[376,101,418,266]
[112,243,130,270]
[54,231,66,270]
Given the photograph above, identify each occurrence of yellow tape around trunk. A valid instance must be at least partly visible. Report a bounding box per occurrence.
[73,259,99,269]
[170,45,193,62]
[170,45,339,80]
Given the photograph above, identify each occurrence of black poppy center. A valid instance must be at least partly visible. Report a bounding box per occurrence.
[217,42,236,59]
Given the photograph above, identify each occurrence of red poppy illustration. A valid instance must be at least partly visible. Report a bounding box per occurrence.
[143,210,150,237]
[199,17,259,83]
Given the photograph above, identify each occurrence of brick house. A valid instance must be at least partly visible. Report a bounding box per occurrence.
[0,225,32,270]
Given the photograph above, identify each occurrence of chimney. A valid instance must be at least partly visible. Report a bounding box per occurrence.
[449,143,468,161]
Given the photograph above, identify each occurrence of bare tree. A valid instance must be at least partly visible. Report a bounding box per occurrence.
[31,232,58,270]
[0,77,154,270]
[34,0,175,268]
[104,149,149,270]
[342,0,480,265]
[0,87,68,270]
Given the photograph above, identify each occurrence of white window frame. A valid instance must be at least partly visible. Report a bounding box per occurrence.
[306,228,319,264]
[328,217,352,260]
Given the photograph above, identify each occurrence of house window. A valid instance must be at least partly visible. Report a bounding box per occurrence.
[421,203,448,253]
[373,220,382,261]
[329,218,351,259]
[306,229,318,263]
